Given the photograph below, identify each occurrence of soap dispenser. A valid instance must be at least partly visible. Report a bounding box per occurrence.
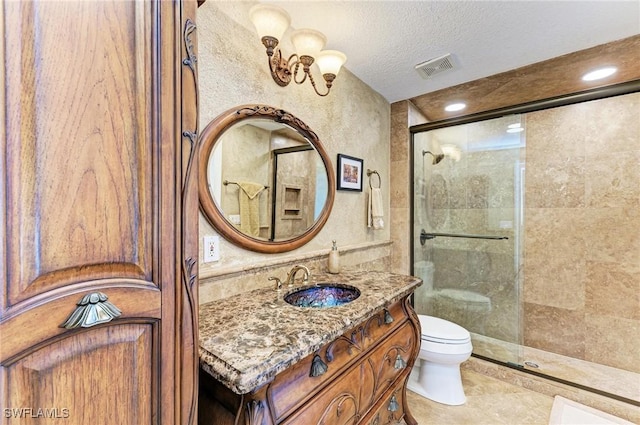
[328,240,341,274]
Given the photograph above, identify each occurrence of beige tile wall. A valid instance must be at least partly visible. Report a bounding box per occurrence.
[523,92,640,373]
[395,90,639,400]
[389,101,428,274]
[390,38,639,377]
[389,101,411,274]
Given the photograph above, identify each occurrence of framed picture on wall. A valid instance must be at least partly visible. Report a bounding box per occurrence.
[337,154,363,191]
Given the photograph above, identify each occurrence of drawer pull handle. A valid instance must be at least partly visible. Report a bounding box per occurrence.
[387,395,399,412]
[394,354,406,369]
[310,354,328,377]
[60,292,122,329]
[384,309,394,324]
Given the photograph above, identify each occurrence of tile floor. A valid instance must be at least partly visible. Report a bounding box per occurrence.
[405,368,555,425]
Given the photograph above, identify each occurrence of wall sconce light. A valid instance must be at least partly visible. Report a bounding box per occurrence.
[249,4,347,97]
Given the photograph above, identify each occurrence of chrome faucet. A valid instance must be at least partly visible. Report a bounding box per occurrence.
[286,265,310,287]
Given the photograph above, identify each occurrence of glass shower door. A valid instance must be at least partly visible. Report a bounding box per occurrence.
[412,114,525,366]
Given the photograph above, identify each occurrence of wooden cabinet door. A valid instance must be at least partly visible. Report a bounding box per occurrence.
[0,1,199,424]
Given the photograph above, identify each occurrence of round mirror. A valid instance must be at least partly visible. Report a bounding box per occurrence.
[199,105,335,253]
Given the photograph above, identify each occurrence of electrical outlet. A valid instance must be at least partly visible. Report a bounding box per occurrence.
[228,214,241,225]
[203,236,220,262]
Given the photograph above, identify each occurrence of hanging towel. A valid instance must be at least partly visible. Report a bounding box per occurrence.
[368,186,384,230]
[237,182,266,237]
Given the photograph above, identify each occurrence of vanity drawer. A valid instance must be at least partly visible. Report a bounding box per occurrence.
[359,301,408,351]
[266,300,408,421]
[362,388,406,425]
[359,321,415,416]
[266,333,363,421]
[280,364,362,425]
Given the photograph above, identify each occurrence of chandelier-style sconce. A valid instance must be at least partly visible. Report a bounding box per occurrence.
[249,4,347,97]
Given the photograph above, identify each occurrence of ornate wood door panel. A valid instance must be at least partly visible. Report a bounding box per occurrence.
[4,324,155,424]
[0,1,198,424]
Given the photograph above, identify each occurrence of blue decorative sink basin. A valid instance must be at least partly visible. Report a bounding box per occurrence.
[284,284,360,308]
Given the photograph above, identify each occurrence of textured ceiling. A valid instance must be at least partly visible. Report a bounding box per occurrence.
[231,1,640,103]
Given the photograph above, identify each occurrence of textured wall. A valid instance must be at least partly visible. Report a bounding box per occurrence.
[197,2,391,300]
[523,92,640,373]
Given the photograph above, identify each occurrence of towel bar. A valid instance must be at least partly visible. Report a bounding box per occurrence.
[223,179,269,189]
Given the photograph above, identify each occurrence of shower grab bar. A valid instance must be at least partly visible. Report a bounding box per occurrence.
[420,229,508,245]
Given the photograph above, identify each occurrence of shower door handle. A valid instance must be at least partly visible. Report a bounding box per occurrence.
[420,229,509,245]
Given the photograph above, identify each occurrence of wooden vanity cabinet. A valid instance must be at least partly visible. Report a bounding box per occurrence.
[199,296,420,425]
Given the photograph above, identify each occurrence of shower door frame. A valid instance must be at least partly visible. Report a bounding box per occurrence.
[408,79,640,404]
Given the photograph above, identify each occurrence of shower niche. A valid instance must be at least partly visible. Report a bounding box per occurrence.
[280,184,303,219]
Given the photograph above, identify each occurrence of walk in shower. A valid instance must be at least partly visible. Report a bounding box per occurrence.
[410,83,640,405]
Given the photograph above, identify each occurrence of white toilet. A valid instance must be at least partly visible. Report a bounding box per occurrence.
[407,315,472,406]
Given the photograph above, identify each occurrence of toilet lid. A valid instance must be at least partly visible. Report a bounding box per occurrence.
[419,315,470,344]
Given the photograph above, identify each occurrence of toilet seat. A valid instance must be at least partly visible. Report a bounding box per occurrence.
[419,315,471,345]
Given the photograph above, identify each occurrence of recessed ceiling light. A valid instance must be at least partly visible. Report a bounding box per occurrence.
[507,127,524,133]
[507,123,522,129]
[444,103,466,112]
[582,67,617,81]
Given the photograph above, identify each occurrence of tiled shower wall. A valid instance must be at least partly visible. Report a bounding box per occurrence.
[523,92,640,374]
[391,37,640,403]
[410,92,639,376]
[414,141,522,344]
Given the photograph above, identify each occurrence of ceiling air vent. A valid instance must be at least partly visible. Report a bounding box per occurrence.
[415,54,456,80]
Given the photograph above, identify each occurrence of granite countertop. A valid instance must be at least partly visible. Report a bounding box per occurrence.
[199,270,422,395]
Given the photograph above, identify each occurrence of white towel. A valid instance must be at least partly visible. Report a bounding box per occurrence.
[368,186,384,230]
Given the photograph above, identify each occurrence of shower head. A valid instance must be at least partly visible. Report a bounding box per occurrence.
[422,150,445,165]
